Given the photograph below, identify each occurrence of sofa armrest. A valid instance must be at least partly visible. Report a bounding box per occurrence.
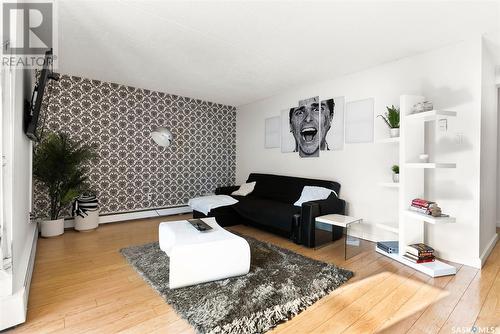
[300,196,346,247]
[215,185,240,195]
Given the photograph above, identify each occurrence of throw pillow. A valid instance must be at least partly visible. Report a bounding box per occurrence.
[231,182,256,196]
[294,186,337,207]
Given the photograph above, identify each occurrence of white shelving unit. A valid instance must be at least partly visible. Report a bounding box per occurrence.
[375,247,457,277]
[376,95,457,277]
[405,162,456,169]
[405,109,457,121]
[404,210,456,224]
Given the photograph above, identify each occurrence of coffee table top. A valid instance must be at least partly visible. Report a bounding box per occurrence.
[315,214,362,228]
[159,217,243,255]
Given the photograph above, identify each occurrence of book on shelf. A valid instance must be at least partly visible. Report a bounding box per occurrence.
[402,254,435,263]
[410,198,443,217]
[406,243,434,256]
[409,206,431,215]
[376,241,398,254]
[403,252,434,261]
[411,198,435,207]
[405,251,434,258]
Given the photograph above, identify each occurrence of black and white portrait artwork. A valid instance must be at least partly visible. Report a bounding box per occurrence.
[286,96,320,157]
[281,108,296,153]
[281,95,344,158]
[321,96,345,151]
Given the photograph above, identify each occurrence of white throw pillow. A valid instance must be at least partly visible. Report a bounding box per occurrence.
[231,182,256,196]
[294,186,337,207]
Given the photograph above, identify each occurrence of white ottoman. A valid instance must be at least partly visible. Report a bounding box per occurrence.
[159,218,250,289]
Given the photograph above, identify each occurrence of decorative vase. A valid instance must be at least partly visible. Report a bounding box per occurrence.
[389,128,400,138]
[392,173,399,183]
[74,209,100,232]
[40,218,64,237]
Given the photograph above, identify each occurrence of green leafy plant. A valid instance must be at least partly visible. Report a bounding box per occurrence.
[33,132,97,220]
[392,165,399,174]
[378,105,400,129]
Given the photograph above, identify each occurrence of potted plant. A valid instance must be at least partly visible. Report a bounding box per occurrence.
[378,105,400,137]
[33,132,97,237]
[392,165,399,183]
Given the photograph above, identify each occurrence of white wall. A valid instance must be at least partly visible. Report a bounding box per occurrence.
[236,38,485,266]
[10,69,36,293]
[0,65,36,329]
[498,87,500,228]
[479,38,498,261]
[1,19,37,327]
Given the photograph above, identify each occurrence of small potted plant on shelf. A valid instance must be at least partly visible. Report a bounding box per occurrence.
[392,165,399,183]
[378,105,400,138]
[33,132,97,237]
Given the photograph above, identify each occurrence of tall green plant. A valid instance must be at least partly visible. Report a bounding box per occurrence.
[378,105,400,129]
[33,132,97,220]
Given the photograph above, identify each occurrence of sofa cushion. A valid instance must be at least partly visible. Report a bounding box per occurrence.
[294,186,337,207]
[231,181,256,196]
[234,197,300,232]
[247,173,341,204]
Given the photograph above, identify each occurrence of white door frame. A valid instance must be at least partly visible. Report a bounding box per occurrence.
[0,40,14,292]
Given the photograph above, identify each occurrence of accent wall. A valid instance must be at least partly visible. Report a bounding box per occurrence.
[33,74,236,217]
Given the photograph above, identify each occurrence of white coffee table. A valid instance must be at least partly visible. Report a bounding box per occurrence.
[158,218,250,289]
[315,214,363,260]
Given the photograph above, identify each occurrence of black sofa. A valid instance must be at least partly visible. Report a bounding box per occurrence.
[193,173,346,247]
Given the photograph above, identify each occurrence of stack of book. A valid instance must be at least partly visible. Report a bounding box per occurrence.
[403,243,435,263]
[409,198,442,217]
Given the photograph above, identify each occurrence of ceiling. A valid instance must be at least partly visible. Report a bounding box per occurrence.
[57,1,500,106]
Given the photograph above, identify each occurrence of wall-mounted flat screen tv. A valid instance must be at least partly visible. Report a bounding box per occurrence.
[24,49,58,141]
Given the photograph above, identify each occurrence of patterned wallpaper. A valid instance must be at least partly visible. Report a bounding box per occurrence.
[33,74,236,217]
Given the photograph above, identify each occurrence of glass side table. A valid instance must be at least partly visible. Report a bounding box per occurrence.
[315,214,363,260]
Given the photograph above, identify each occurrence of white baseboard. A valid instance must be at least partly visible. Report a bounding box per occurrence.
[64,205,192,229]
[478,233,499,268]
[0,224,38,330]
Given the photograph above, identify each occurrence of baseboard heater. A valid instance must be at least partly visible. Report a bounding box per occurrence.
[64,205,192,228]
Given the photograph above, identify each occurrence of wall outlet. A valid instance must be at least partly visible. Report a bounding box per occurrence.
[147,193,154,201]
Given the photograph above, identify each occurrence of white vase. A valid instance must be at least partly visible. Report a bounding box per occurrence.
[389,128,400,138]
[392,173,400,183]
[40,218,64,237]
[74,209,100,232]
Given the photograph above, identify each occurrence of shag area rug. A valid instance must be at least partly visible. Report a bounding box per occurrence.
[120,235,353,334]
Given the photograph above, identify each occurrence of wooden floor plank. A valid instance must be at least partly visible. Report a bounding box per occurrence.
[343,272,432,334]
[8,217,499,334]
[438,260,499,333]
[474,266,500,331]
[406,265,478,334]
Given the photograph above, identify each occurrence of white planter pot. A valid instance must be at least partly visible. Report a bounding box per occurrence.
[392,173,400,183]
[40,218,64,238]
[389,128,400,138]
[74,209,100,232]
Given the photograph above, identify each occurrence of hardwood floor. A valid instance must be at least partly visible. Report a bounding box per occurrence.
[9,214,500,333]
